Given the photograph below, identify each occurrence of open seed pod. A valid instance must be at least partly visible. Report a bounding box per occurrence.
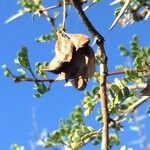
[43,31,74,74]
[80,45,95,79]
[71,77,87,91]
[55,32,74,62]
[43,31,95,90]
[66,33,90,49]
[71,46,95,90]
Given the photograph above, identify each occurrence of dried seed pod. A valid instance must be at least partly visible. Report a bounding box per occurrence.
[55,32,74,62]
[43,31,95,90]
[72,77,87,91]
[43,57,63,74]
[43,31,74,74]
[70,48,87,77]
[67,33,90,49]
[70,46,95,91]
[81,46,95,78]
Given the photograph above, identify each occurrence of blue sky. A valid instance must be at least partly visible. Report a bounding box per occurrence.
[0,0,150,150]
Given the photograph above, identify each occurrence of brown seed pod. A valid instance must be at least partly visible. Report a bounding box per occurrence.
[81,45,95,79]
[70,48,87,77]
[66,33,90,49]
[43,31,74,74]
[55,32,74,62]
[43,31,95,90]
[70,46,95,90]
[71,77,87,91]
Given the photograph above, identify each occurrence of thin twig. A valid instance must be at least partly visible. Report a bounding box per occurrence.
[107,82,147,90]
[13,68,148,85]
[109,96,150,129]
[15,77,55,83]
[39,4,61,14]
[108,69,148,76]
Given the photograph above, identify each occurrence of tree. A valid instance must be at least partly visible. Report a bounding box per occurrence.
[2,0,150,150]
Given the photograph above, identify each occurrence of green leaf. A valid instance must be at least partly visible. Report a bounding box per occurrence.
[92,86,99,95]
[119,46,129,56]
[120,145,126,150]
[110,133,120,145]
[36,34,51,43]
[18,0,41,12]
[33,82,50,98]
[95,0,102,2]
[109,89,115,98]
[2,65,12,77]
[11,144,25,150]
[4,70,11,77]
[37,29,57,43]
[122,87,130,97]
[35,62,48,78]
[84,108,92,116]
[17,68,26,76]
[72,131,81,142]
[75,105,83,113]
[71,142,80,149]
[114,91,123,104]
[111,84,120,93]
[87,126,94,132]
[14,75,26,83]
[52,131,61,139]
[114,8,121,17]
[147,106,150,115]
[33,93,42,98]
[74,129,83,137]
[14,47,29,67]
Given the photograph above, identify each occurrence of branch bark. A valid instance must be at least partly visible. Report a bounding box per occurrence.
[71,1,109,149]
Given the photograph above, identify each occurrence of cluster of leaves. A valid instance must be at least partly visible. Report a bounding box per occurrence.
[19,0,42,12]
[118,35,150,83]
[6,0,60,42]
[6,0,42,24]
[36,29,57,42]
[44,105,96,149]
[2,47,51,98]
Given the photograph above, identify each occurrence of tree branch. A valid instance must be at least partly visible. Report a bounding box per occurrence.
[71,1,108,149]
